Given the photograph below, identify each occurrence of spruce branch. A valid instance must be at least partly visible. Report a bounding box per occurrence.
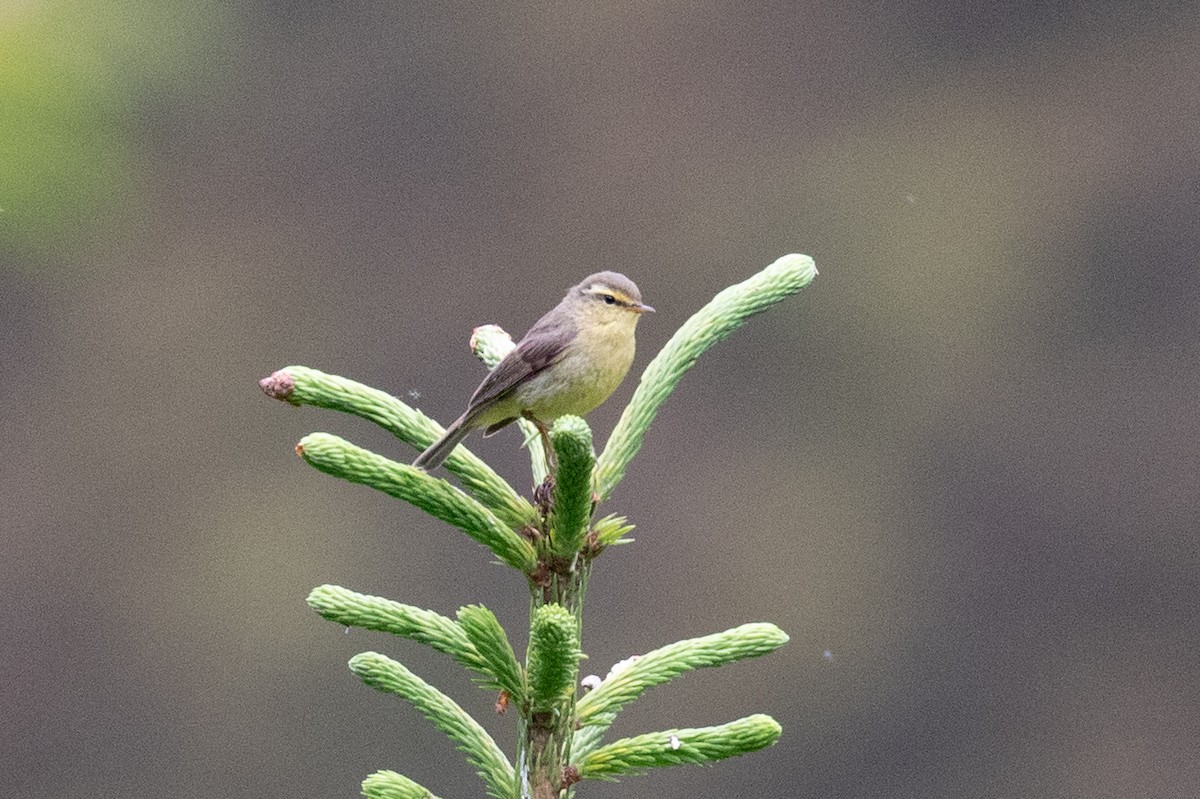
[573,623,789,756]
[548,416,595,557]
[259,366,537,529]
[306,585,499,680]
[456,604,526,703]
[267,254,816,798]
[591,514,635,548]
[295,433,536,572]
[361,770,441,799]
[526,604,584,714]
[574,714,782,780]
[349,652,514,799]
[594,253,818,501]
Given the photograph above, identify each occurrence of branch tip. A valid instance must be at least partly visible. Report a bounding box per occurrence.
[470,324,513,355]
[258,369,298,403]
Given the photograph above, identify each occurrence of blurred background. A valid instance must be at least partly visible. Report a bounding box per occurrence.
[4,1,1199,797]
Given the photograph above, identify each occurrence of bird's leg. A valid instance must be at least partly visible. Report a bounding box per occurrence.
[524,413,557,475]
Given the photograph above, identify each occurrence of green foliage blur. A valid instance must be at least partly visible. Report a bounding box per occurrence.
[0,1,229,265]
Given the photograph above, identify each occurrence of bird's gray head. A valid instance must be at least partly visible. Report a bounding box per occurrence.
[573,272,653,314]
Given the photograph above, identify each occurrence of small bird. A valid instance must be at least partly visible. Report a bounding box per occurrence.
[414,272,653,471]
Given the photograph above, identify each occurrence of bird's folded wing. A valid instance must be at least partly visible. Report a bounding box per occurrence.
[465,318,577,413]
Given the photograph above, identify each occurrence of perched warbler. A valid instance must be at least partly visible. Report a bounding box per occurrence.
[413,272,653,470]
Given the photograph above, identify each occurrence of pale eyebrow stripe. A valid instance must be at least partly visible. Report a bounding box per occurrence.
[585,286,631,302]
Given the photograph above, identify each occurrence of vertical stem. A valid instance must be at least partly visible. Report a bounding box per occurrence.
[522,416,596,798]
[522,556,591,799]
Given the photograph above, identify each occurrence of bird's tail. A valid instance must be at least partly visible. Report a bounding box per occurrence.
[413,415,472,471]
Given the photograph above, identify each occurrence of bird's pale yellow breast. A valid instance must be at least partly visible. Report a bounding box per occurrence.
[518,311,637,419]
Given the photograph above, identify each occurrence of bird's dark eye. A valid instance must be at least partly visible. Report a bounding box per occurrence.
[601,294,617,305]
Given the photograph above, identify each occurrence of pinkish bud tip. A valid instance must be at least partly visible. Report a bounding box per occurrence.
[259,369,297,403]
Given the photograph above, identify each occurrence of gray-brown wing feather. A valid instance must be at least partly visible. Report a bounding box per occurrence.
[464,316,577,417]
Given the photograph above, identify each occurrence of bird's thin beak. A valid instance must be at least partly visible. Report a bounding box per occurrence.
[634,303,655,314]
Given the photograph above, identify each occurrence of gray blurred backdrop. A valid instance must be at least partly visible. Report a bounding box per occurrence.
[4,2,1199,797]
